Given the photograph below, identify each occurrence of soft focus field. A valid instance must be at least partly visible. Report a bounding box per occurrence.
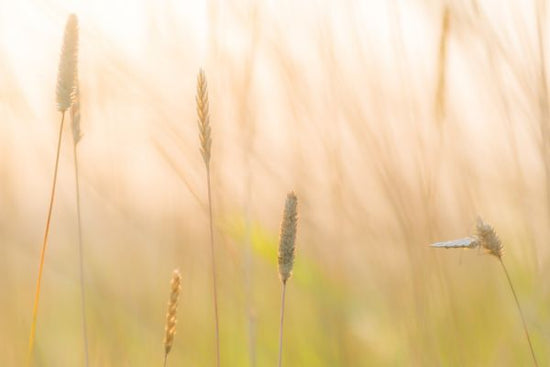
[1,0,549,366]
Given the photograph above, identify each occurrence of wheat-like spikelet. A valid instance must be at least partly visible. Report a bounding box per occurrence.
[475,217,503,258]
[164,269,181,365]
[195,68,220,366]
[196,69,212,167]
[278,192,298,284]
[56,14,79,112]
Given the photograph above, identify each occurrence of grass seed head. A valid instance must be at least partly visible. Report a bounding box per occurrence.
[475,217,503,258]
[164,269,182,355]
[56,14,79,112]
[196,69,212,167]
[278,191,298,284]
[71,83,82,144]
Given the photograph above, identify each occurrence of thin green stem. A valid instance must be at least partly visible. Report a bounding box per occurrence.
[206,167,220,367]
[278,282,287,367]
[163,352,168,367]
[499,258,538,367]
[73,142,89,367]
[27,112,66,366]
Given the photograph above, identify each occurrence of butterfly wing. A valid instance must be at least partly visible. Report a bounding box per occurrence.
[430,237,478,249]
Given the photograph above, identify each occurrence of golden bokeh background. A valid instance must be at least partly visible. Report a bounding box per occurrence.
[1,0,549,365]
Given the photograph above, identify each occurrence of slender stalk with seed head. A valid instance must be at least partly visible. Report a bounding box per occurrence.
[71,83,89,367]
[474,219,538,367]
[431,218,538,366]
[163,270,182,367]
[27,14,78,365]
[277,192,298,367]
[196,68,220,366]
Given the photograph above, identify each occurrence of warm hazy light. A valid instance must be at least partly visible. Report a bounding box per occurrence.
[0,0,548,366]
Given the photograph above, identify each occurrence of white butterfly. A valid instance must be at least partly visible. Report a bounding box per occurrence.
[430,237,479,249]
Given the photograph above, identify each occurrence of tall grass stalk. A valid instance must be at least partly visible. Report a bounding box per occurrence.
[474,220,538,367]
[196,68,220,366]
[278,284,288,367]
[27,113,65,364]
[431,219,538,366]
[27,14,78,365]
[498,259,538,366]
[277,192,297,367]
[71,84,89,367]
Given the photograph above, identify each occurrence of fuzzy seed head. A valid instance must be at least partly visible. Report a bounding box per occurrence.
[56,14,79,112]
[278,192,298,284]
[164,269,181,355]
[71,83,82,144]
[475,218,503,258]
[196,69,212,167]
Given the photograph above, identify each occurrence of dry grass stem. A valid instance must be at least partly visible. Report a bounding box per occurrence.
[477,219,538,366]
[163,270,181,367]
[431,218,538,366]
[71,82,89,366]
[27,14,79,365]
[277,192,298,367]
[196,68,220,366]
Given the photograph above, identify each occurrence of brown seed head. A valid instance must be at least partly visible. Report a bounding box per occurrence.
[278,192,298,284]
[196,69,212,167]
[56,14,79,112]
[475,217,503,258]
[164,269,182,355]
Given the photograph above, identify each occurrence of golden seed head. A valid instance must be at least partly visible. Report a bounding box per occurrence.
[475,217,503,258]
[71,83,82,144]
[164,269,181,355]
[56,14,79,112]
[278,192,298,284]
[196,68,212,167]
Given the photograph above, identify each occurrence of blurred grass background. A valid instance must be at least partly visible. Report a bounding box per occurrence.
[1,0,549,365]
